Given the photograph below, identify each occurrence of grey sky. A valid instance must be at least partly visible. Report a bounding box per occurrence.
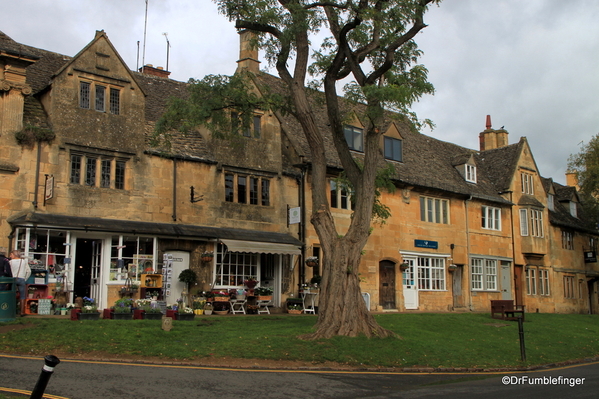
[3,0,598,185]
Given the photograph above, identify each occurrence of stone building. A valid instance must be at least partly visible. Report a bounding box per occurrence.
[1,28,597,314]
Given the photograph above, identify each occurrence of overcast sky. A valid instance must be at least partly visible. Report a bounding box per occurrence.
[3,0,599,185]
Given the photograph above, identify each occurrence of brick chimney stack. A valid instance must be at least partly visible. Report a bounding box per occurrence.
[236,30,260,74]
[139,64,171,79]
[565,171,580,190]
[479,115,509,151]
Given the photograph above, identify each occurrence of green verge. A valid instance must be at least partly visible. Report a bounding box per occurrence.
[1,313,598,369]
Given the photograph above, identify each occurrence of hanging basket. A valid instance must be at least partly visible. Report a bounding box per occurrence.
[399,263,410,271]
[201,256,214,263]
[448,264,458,272]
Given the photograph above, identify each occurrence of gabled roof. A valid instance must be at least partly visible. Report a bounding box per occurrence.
[475,140,523,193]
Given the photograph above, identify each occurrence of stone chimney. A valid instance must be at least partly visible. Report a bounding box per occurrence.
[565,171,580,190]
[479,115,509,151]
[236,30,260,74]
[139,64,171,79]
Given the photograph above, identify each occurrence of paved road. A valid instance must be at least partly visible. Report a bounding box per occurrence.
[0,355,597,398]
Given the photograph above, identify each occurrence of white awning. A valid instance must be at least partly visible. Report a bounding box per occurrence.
[221,239,301,255]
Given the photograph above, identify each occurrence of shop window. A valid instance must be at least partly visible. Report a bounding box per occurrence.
[417,257,445,290]
[109,235,155,283]
[15,228,69,280]
[215,243,258,287]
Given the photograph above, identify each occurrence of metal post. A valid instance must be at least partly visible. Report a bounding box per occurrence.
[517,317,526,361]
[30,355,60,399]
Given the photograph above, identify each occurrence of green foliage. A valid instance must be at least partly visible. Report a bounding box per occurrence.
[568,134,599,223]
[153,71,287,150]
[14,125,55,147]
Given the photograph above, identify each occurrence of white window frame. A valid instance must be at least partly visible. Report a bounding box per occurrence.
[482,206,501,231]
[564,275,575,299]
[539,269,550,296]
[562,230,574,250]
[330,179,351,210]
[417,257,446,291]
[344,125,364,152]
[530,209,544,237]
[521,172,534,195]
[471,258,498,291]
[420,196,450,224]
[520,209,529,236]
[547,194,555,211]
[526,267,537,295]
[465,164,477,183]
[569,201,577,218]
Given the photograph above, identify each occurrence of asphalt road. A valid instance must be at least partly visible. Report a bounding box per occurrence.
[1,355,597,399]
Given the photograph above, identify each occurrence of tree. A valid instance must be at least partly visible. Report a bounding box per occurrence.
[157,0,439,339]
[568,134,599,224]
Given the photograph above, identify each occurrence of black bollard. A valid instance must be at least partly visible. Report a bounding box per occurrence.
[517,317,526,362]
[30,355,60,399]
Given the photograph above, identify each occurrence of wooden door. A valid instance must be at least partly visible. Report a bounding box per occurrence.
[379,260,396,310]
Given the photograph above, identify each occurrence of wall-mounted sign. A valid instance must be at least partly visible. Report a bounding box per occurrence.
[415,239,438,249]
[44,174,54,202]
[289,206,301,225]
[584,251,597,263]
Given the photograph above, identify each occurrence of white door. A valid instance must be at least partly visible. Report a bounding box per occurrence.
[402,258,418,309]
[89,240,102,304]
[165,251,190,304]
[501,262,512,300]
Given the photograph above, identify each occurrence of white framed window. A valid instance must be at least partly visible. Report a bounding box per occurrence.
[547,194,555,211]
[420,196,449,224]
[465,164,477,183]
[471,258,497,291]
[330,179,351,210]
[526,267,537,295]
[109,235,156,283]
[530,209,544,237]
[417,257,445,291]
[482,206,501,231]
[539,269,550,296]
[569,202,577,218]
[214,242,258,288]
[344,125,363,152]
[521,172,534,194]
[520,209,529,236]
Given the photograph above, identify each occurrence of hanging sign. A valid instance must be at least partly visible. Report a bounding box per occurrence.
[289,206,301,225]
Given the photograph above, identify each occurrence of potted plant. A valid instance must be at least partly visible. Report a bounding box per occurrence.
[78,296,100,320]
[200,251,214,263]
[212,290,230,302]
[287,303,303,314]
[310,275,322,287]
[203,302,213,315]
[192,299,206,315]
[243,277,258,290]
[142,304,163,320]
[111,297,134,320]
[178,269,197,306]
[305,256,318,267]
[176,306,195,321]
[255,286,273,301]
[212,301,229,315]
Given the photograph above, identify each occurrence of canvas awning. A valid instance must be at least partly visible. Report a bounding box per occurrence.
[220,239,301,255]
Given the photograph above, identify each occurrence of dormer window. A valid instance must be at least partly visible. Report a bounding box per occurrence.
[547,194,555,211]
[384,137,403,162]
[465,164,477,183]
[344,125,363,152]
[231,113,261,138]
[569,201,577,218]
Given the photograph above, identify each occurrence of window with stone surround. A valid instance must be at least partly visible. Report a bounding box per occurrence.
[224,172,270,206]
[79,80,121,115]
[417,257,445,290]
[70,151,126,190]
[562,230,574,250]
[471,258,497,291]
[564,275,575,299]
[420,196,449,224]
[482,206,501,231]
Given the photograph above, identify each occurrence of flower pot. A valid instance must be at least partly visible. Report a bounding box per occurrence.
[143,312,163,320]
[288,309,302,315]
[175,313,195,321]
[306,261,317,268]
[111,312,132,320]
[213,310,229,315]
[204,309,213,315]
[78,312,100,320]
[194,309,204,315]
[214,297,229,302]
[257,296,272,301]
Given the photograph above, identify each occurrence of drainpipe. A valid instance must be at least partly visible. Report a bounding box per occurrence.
[172,157,177,221]
[32,140,42,208]
[465,195,472,310]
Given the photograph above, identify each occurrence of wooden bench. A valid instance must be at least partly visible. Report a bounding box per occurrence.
[490,300,525,321]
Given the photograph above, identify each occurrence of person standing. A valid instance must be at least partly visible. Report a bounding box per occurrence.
[9,250,31,300]
[0,249,12,290]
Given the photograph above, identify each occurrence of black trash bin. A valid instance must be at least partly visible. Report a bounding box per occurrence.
[0,277,16,322]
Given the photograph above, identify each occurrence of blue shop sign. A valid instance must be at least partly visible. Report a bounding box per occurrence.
[415,240,438,249]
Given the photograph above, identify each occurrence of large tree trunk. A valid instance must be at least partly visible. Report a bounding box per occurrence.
[301,236,394,339]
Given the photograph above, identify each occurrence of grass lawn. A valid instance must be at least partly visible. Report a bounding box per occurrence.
[1,313,598,369]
